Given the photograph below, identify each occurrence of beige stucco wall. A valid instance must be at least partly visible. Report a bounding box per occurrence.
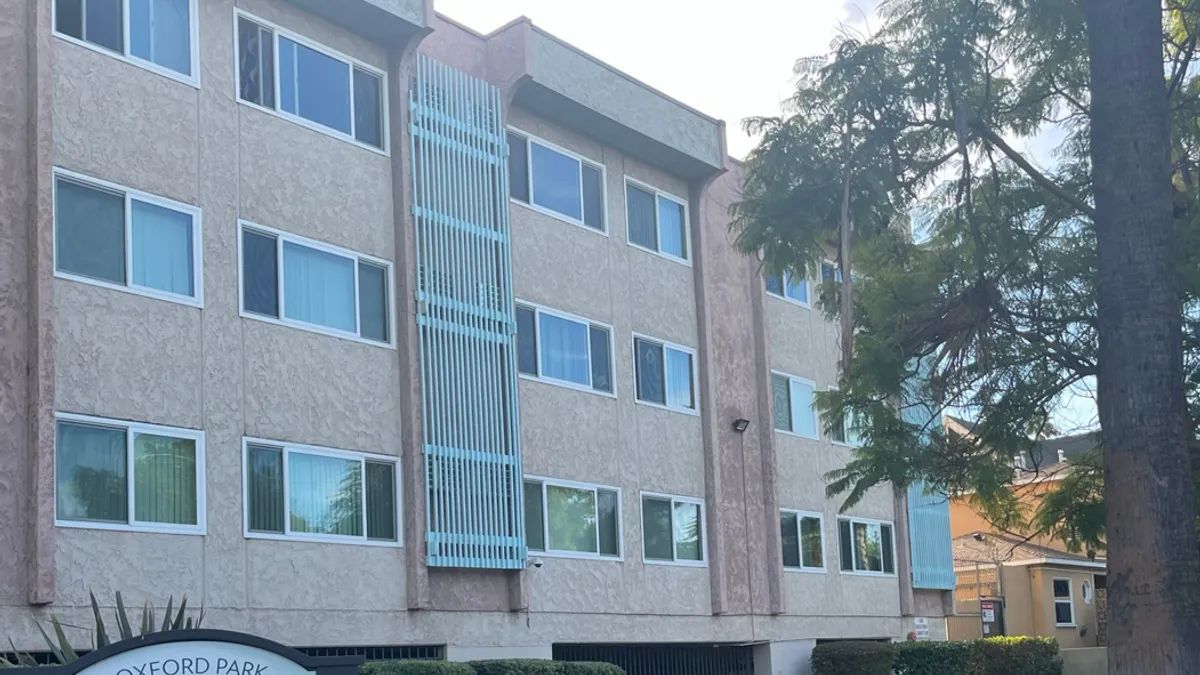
[1028,567,1100,648]
[0,0,944,652]
[1000,564,1035,638]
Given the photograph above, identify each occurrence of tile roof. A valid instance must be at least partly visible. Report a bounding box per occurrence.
[953,532,1100,565]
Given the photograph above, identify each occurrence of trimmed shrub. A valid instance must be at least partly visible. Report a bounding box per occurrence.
[810,642,896,675]
[360,662,476,675]
[554,663,624,675]
[468,660,561,675]
[972,637,1062,675]
[893,641,975,675]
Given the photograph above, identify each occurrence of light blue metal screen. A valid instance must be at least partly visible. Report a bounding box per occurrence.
[410,54,526,569]
[902,361,956,590]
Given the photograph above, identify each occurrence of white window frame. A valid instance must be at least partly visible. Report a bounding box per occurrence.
[507,126,607,235]
[52,167,204,309]
[828,387,864,447]
[514,300,617,398]
[233,9,390,155]
[237,220,396,349]
[524,475,623,561]
[1053,577,1076,627]
[771,371,819,440]
[52,0,201,87]
[765,269,811,308]
[640,491,707,567]
[837,516,896,577]
[631,333,699,416]
[54,412,207,536]
[241,437,402,548]
[820,259,844,284]
[623,177,691,266]
[781,508,826,573]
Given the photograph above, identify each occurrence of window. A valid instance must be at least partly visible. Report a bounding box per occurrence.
[821,261,843,284]
[54,0,198,83]
[523,478,620,559]
[239,222,392,345]
[829,390,865,446]
[642,493,705,565]
[633,336,697,413]
[765,270,809,305]
[236,12,386,151]
[625,180,689,262]
[515,303,613,394]
[55,413,204,534]
[54,169,202,306]
[1053,579,1075,626]
[507,131,604,231]
[838,517,895,575]
[781,510,824,571]
[243,439,399,545]
[772,373,818,438]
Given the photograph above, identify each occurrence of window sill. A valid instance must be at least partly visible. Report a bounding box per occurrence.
[766,292,812,310]
[627,241,692,268]
[54,32,201,88]
[237,98,390,157]
[510,198,608,237]
[530,550,623,562]
[240,310,396,350]
[643,558,707,568]
[634,398,700,417]
[56,271,204,309]
[776,428,820,442]
[244,531,403,548]
[831,440,863,449]
[838,570,898,578]
[518,373,617,399]
[784,566,828,575]
[1055,624,1077,629]
[56,520,206,536]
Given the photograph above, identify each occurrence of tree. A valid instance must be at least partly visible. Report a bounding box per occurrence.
[1084,0,1200,666]
[731,0,1200,669]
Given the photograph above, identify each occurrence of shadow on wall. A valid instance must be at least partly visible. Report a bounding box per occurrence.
[1061,647,1106,675]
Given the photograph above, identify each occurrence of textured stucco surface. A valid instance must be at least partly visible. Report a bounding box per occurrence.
[0,0,950,652]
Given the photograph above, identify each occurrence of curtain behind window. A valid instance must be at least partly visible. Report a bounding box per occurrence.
[538,314,589,385]
[626,185,657,250]
[132,200,193,296]
[288,452,362,536]
[665,349,694,409]
[129,0,192,75]
[283,242,356,333]
[56,421,127,523]
[658,198,687,259]
[133,433,197,525]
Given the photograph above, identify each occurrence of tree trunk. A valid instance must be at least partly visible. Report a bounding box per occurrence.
[1084,0,1200,671]
[839,124,854,372]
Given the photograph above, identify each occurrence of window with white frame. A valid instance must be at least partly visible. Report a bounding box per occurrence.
[240,223,392,344]
[829,390,865,446]
[633,336,696,412]
[244,440,399,544]
[523,478,620,558]
[1053,578,1075,626]
[642,493,705,564]
[838,517,895,575]
[772,372,818,438]
[55,414,204,533]
[515,303,613,393]
[821,260,843,284]
[625,181,688,262]
[54,169,202,306]
[54,0,198,81]
[507,130,604,231]
[236,12,386,150]
[781,510,824,571]
[765,270,809,305]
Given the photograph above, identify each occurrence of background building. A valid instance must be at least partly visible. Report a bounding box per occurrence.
[0,1,955,672]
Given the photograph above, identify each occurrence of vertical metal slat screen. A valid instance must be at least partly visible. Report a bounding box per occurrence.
[410,54,526,569]
[902,358,956,590]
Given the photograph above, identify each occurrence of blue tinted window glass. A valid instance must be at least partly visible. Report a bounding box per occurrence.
[280,37,352,135]
[530,143,582,221]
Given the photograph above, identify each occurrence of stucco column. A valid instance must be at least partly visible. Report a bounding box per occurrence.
[895,486,915,617]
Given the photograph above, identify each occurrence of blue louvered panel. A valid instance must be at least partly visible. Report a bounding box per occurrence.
[410,54,525,569]
[902,361,956,590]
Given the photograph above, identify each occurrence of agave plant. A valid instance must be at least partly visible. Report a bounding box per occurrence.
[1,591,204,668]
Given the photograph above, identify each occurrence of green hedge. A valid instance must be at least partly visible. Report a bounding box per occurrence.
[973,637,1062,675]
[359,661,623,675]
[811,636,1062,675]
[893,641,975,675]
[811,642,896,675]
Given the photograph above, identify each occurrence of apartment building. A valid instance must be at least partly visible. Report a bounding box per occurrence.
[0,0,955,673]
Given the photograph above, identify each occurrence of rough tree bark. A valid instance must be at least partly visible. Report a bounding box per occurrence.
[1084,0,1200,671]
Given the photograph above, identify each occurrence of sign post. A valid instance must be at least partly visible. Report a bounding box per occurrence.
[5,631,363,675]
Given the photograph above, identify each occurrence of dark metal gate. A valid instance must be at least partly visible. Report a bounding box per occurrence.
[553,644,755,675]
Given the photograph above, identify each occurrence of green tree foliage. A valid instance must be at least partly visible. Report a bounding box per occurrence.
[732,0,1200,554]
